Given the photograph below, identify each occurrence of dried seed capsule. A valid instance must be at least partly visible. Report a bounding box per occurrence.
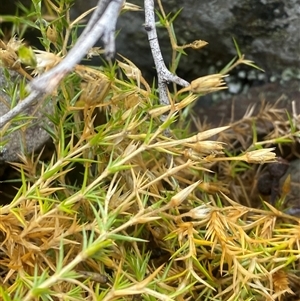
[77,271,108,284]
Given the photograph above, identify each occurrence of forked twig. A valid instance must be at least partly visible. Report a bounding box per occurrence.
[1,0,190,129]
[0,0,123,128]
[144,0,189,106]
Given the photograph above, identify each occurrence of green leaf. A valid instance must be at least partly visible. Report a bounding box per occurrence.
[85,239,113,258]
[220,56,237,74]
[109,233,148,242]
[286,110,297,133]
[107,163,133,173]
[0,286,13,301]
[169,8,183,23]
[18,45,37,66]
[232,37,242,59]
[242,60,264,72]
[192,256,214,281]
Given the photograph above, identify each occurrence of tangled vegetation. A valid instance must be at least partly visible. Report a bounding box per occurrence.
[0,1,299,300]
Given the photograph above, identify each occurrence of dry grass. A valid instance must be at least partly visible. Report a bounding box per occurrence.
[0,61,299,300]
[0,1,300,300]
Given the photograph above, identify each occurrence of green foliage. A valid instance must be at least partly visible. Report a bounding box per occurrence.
[0,1,299,301]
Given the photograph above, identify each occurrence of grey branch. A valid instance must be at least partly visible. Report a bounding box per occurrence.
[0,0,123,129]
[144,0,189,106]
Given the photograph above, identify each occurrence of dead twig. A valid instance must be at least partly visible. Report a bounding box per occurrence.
[144,0,189,107]
[0,0,123,129]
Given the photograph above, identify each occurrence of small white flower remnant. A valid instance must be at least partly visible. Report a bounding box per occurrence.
[188,204,211,219]
[178,204,211,220]
[242,148,276,163]
[32,50,62,75]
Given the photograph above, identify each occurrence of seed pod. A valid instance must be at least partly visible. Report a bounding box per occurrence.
[77,270,108,284]
[190,74,227,94]
[47,26,58,45]
[0,49,20,70]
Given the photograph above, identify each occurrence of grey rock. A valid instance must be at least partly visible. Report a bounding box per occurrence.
[74,0,300,80]
[0,68,53,165]
[3,0,299,80]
